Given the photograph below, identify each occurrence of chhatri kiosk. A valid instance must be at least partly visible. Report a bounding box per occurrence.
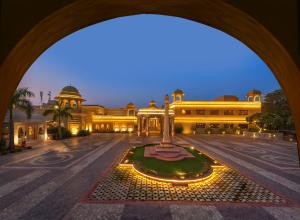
[137,100,175,136]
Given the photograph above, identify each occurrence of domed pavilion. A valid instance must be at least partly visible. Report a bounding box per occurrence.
[55,85,86,108]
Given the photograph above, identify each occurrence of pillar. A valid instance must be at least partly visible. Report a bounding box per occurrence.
[171,117,175,136]
[146,116,149,136]
[44,122,48,141]
[13,124,19,145]
[137,116,141,136]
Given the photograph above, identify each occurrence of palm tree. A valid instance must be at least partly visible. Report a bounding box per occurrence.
[43,101,73,139]
[8,88,35,150]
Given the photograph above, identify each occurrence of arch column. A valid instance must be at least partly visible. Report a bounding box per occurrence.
[0,0,300,163]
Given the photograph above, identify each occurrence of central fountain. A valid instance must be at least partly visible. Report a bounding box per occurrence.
[144,95,194,161]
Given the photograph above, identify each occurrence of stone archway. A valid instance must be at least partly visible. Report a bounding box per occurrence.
[0,0,299,160]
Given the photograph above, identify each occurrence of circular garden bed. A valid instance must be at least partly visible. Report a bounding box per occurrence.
[121,144,218,182]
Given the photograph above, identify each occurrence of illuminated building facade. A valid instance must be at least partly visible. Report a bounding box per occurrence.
[54,86,137,134]
[4,86,261,143]
[170,89,262,134]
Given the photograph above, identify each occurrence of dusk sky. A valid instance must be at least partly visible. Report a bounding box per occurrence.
[19,14,280,108]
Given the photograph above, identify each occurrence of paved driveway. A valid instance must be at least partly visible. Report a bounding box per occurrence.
[0,133,299,220]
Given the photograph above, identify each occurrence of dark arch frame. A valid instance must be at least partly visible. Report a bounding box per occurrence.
[0,0,299,161]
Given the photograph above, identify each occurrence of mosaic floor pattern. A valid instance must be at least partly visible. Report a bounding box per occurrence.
[88,165,287,204]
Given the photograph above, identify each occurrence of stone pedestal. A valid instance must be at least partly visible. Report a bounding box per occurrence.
[144,146,194,161]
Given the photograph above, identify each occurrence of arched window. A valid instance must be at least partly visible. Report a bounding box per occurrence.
[254,96,260,102]
[38,127,44,134]
[28,126,33,136]
[18,127,24,138]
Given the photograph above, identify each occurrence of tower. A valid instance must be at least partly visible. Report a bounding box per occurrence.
[172,89,184,102]
[246,89,262,102]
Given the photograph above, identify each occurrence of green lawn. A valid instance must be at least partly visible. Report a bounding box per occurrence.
[127,145,213,179]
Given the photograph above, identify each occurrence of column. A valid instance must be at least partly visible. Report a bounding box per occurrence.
[171,117,175,136]
[146,116,149,136]
[137,116,141,136]
[44,122,48,141]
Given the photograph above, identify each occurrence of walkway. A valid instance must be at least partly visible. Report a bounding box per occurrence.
[0,134,299,219]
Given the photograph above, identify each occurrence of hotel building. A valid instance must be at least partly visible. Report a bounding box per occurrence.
[3,86,261,143]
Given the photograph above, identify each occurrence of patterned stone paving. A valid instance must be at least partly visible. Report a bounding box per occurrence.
[88,165,287,204]
[4,140,106,169]
[1,134,300,219]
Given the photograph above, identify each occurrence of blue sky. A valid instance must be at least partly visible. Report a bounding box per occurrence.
[19,14,280,108]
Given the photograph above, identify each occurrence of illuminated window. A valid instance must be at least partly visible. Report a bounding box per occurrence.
[238,110,248,115]
[196,110,205,115]
[239,124,248,129]
[209,110,219,115]
[224,124,234,129]
[224,110,234,115]
[196,123,206,128]
[28,126,33,136]
[210,123,220,128]
[128,110,135,116]
[185,110,191,115]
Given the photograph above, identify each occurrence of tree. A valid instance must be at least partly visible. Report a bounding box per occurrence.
[247,112,284,131]
[43,101,73,139]
[8,88,34,150]
[247,89,294,131]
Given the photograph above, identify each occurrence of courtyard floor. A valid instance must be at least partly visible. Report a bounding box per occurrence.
[0,133,299,219]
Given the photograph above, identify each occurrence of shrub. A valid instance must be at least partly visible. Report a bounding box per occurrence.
[47,126,58,134]
[218,127,226,134]
[175,126,183,134]
[47,126,72,139]
[61,128,72,138]
[0,137,6,150]
[248,127,260,132]
[232,127,241,135]
[0,137,6,146]
[204,127,212,134]
[77,129,90,136]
